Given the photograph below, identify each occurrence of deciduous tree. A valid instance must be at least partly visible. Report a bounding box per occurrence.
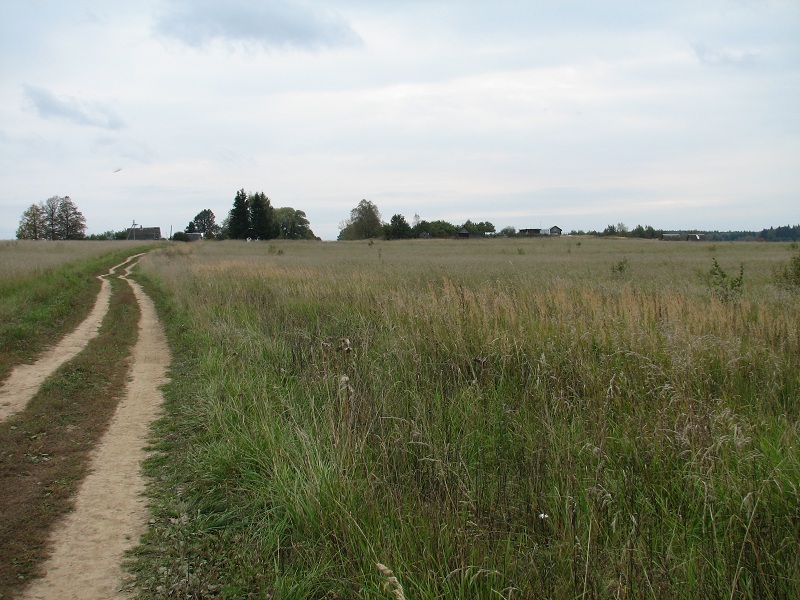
[275,207,315,239]
[16,203,46,240]
[186,209,219,236]
[56,196,86,239]
[338,199,382,240]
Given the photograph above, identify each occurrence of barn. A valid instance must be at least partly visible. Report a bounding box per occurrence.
[126,226,161,241]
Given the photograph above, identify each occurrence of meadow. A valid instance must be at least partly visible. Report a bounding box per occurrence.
[130,236,799,598]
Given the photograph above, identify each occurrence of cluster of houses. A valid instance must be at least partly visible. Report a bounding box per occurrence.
[518,226,562,237]
[660,233,706,241]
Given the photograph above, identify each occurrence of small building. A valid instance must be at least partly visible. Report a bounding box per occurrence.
[686,233,706,241]
[661,233,681,241]
[519,228,541,236]
[126,226,161,241]
[457,227,471,238]
[185,232,203,241]
[548,226,562,236]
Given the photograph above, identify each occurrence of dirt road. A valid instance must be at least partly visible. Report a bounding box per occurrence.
[0,255,144,422]
[7,255,171,599]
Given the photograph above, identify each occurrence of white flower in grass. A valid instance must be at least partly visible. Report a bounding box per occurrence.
[539,513,549,520]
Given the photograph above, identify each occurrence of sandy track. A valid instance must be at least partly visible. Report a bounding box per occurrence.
[19,258,171,599]
[0,254,145,422]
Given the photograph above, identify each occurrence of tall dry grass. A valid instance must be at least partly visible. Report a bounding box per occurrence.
[134,237,799,598]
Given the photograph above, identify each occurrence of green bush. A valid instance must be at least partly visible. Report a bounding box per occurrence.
[772,251,800,290]
[708,257,743,302]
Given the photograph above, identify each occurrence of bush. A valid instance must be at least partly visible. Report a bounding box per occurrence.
[171,232,191,242]
[708,258,743,302]
[772,251,800,290]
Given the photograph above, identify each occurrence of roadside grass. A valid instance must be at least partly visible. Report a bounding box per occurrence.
[0,242,154,382]
[134,238,799,598]
[0,267,140,596]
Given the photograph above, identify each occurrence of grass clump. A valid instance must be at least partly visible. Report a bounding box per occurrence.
[133,238,799,598]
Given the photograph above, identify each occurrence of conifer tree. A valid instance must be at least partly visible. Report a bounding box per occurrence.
[228,189,250,239]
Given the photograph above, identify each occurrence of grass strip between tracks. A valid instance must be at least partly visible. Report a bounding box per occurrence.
[0,274,140,596]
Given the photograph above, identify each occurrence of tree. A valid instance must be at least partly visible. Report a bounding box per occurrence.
[16,204,46,240]
[228,189,250,239]
[461,220,495,236]
[338,199,383,240]
[385,214,413,239]
[187,209,219,236]
[56,196,86,239]
[499,226,517,237]
[249,192,279,240]
[275,207,315,240]
[41,196,61,240]
[19,196,86,240]
[412,219,458,238]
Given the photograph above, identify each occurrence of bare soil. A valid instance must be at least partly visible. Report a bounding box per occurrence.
[3,257,171,599]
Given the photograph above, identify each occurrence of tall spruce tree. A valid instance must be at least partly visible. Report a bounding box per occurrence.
[249,191,278,240]
[228,189,250,239]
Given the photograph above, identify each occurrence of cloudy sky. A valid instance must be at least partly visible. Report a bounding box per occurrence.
[1,1,798,240]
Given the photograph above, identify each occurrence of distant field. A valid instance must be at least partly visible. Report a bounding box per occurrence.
[133,238,799,596]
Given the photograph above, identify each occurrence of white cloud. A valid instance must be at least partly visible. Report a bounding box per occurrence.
[22,85,125,130]
[0,0,798,240]
[155,0,361,51]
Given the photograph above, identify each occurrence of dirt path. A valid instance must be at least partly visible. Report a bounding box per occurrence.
[0,254,145,422]
[19,258,171,599]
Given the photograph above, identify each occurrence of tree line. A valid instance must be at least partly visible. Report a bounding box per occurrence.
[338,199,497,240]
[173,189,316,241]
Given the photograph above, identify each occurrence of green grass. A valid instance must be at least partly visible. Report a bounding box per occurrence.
[133,238,799,598]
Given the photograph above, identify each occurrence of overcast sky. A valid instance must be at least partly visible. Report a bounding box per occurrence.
[1,0,798,240]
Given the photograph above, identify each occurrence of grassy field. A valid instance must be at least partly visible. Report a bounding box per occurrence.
[131,237,799,598]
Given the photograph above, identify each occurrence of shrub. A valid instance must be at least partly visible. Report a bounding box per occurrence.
[171,232,191,242]
[772,251,800,290]
[611,257,629,277]
[708,257,743,302]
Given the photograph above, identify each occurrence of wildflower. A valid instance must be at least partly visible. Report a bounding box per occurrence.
[539,513,549,520]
